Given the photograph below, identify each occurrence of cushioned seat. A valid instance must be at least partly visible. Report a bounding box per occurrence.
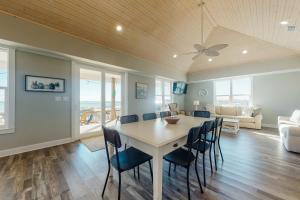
[236,116,255,123]
[111,147,153,172]
[278,111,300,153]
[164,148,195,167]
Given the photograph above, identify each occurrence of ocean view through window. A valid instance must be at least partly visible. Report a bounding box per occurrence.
[0,46,15,134]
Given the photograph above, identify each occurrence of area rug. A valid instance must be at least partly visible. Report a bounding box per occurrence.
[81,135,105,152]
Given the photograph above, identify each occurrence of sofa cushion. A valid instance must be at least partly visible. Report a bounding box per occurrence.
[215,106,221,115]
[236,106,243,116]
[290,110,300,123]
[242,106,253,117]
[236,116,255,123]
[220,106,237,116]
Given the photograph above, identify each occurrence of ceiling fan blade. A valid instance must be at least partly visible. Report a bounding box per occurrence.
[207,44,229,51]
[192,53,202,60]
[194,44,206,51]
[204,49,220,57]
[181,51,198,55]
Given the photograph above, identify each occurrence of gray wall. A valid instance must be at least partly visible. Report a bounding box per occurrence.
[127,73,185,119]
[0,51,71,150]
[184,81,214,113]
[184,71,300,126]
[253,72,300,125]
[127,73,156,119]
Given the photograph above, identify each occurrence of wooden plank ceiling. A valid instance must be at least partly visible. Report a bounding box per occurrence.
[0,0,299,73]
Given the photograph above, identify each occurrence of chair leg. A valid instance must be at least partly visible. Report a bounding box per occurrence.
[133,168,136,178]
[118,172,121,200]
[213,143,217,171]
[137,165,140,180]
[202,152,206,187]
[168,162,171,176]
[102,165,111,197]
[187,166,191,200]
[148,161,153,182]
[209,144,213,175]
[194,160,203,193]
[218,141,224,162]
[174,164,177,172]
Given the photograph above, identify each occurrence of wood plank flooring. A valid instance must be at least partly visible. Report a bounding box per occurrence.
[0,128,300,200]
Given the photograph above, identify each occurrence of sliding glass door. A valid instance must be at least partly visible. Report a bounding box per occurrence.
[80,68,102,135]
[76,64,123,136]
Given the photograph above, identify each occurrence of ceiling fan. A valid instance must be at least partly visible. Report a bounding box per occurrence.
[182,0,228,60]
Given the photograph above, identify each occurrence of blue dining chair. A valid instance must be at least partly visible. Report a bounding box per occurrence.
[102,126,153,200]
[193,110,211,118]
[143,112,157,121]
[164,125,207,200]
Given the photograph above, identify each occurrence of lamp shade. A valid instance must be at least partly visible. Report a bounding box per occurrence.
[193,100,200,106]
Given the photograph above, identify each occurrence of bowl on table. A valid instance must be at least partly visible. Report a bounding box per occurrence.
[164,116,180,124]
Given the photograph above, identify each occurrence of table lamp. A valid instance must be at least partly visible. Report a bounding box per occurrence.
[193,100,200,111]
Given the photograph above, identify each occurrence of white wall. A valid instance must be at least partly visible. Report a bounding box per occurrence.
[185,71,300,126]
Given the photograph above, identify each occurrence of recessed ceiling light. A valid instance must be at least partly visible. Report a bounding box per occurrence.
[173,54,178,58]
[116,25,123,32]
[242,50,248,54]
[208,58,213,62]
[280,21,289,25]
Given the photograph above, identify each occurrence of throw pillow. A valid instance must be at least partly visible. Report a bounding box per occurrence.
[242,106,253,117]
[252,107,262,117]
[290,110,300,123]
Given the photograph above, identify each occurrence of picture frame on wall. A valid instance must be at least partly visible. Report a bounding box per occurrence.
[136,82,148,99]
[25,75,65,93]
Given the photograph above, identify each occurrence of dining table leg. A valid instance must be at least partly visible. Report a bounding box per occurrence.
[153,149,163,200]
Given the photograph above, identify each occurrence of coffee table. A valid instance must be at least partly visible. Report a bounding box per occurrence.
[222,118,240,134]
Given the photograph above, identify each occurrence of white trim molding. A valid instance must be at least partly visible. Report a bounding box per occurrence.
[0,137,76,158]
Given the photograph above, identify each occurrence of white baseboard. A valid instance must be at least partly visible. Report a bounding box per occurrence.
[0,137,76,158]
[262,123,278,128]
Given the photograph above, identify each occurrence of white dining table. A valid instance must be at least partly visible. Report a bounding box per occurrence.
[111,115,214,200]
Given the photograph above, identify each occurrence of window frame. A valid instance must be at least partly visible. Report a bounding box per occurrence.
[214,77,253,106]
[155,78,173,112]
[0,46,15,134]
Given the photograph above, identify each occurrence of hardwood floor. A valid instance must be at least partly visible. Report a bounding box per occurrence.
[1,128,300,200]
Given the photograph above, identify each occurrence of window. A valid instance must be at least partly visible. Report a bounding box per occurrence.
[214,77,252,106]
[155,79,172,111]
[0,47,15,134]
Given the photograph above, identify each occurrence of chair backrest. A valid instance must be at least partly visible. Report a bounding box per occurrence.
[199,120,215,142]
[214,117,223,142]
[193,110,211,118]
[102,125,122,148]
[102,125,122,170]
[143,112,157,121]
[160,111,171,118]
[185,126,201,149]
[120,114,139,124]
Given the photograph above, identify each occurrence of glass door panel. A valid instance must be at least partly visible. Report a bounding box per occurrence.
[80,68,102,135]
[105,73,121,125]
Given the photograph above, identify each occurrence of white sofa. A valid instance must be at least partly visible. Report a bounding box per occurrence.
[207,105,263,129]
[278,110,300,153]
